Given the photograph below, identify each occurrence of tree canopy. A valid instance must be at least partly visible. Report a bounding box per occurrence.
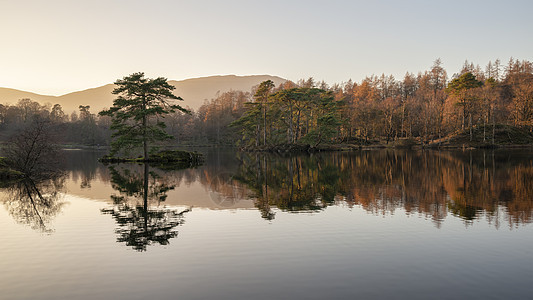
[99,72,188,158]
[1,58,532,148]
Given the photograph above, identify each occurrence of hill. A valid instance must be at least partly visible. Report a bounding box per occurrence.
[0,75,286,114]
[0,87,57,104]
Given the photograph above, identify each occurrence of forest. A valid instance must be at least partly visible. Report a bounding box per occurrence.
[0,58,532,148]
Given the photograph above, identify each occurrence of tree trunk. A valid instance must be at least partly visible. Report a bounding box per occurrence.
[142,96,148,159]
[483,115,486,142]
[256,124,260,147]
[143,163,149,232]
[492,107,495,145]
[469,113,473,141]
[263,104,267,146]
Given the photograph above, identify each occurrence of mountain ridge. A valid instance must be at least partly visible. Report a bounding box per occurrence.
[0,74,286,114]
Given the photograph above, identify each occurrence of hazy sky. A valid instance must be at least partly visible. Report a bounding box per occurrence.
[1,0,532,95]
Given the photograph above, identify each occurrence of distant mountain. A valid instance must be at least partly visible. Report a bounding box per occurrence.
[0,87,57,104]
[0,75,286,114]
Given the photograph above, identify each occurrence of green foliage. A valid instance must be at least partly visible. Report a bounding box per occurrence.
[301,113,341,146]
[229,102,261,147]
[231,84,342,148]
[446,72,483,95]
[99,72,189,157]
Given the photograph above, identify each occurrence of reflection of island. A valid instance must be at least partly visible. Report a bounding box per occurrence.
[1,177,66,232]
[101,164,190,251]
[217,150,533,227]
[63,149,533,227]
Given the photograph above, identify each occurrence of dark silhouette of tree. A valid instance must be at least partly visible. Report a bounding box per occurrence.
[101,164,190,251]
[99,72,189,158]
[4,116,62,179]
[1,173,66,232]
[50,104,66,123]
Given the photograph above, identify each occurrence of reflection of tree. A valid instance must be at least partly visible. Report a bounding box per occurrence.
[101,164,190,251]
[214,150,532,227]
[233,154,341,220]
[67,151,108,189]
[2,177,66,233]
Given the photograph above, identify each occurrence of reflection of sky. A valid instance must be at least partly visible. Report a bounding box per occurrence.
[0,195,532,300]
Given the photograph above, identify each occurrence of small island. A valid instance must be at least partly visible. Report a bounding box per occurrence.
[97,73,203,166]
[99,149,203,165]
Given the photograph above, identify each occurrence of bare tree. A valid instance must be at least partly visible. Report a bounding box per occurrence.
[4,116,62,179]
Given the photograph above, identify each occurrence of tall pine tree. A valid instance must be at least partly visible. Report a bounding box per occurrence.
[100,72,188,158]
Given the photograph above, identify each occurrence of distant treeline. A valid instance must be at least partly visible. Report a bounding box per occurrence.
[0,101,111,146]
[0,58,531,147]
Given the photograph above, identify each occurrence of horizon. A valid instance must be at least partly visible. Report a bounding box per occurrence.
[0,73,286,97]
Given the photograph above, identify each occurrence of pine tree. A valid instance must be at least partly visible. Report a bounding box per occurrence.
[99,72,188,158]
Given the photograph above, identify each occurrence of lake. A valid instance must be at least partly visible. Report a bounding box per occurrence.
[1,149,532,300]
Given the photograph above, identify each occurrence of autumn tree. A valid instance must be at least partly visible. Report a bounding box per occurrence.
[99,72,188,158]
[504,59,533,130]
[351,78,379,142]
[428,59,448,138]
[400,72,418,138]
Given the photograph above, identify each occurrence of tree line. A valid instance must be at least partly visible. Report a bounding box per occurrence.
[227,58,533,147]
[189,57,533,147]
[1,58,531,147]
[0,99,111,146]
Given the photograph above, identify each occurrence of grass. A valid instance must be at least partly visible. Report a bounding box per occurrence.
[429,125,533,148]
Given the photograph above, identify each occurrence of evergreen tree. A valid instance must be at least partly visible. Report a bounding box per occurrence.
[99,72,188,158]
[446,72,483,134]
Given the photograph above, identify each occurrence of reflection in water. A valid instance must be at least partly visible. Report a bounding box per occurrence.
[65,150,110,189]
[218,150,532,227]
[1,177,66,233]
[101,164,190,251]
[63,149,533,227]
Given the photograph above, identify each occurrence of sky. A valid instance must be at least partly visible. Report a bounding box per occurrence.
[1,0,532,96]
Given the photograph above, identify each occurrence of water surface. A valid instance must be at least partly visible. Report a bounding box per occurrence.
[1,149,532,299]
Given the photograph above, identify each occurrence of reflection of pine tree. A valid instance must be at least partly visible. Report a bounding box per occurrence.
[102,201,190,251]
[102,164,190,251]
[233,154,341,220]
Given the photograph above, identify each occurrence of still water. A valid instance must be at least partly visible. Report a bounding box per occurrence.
[1,149,532,299]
